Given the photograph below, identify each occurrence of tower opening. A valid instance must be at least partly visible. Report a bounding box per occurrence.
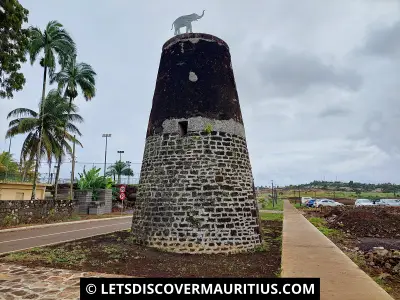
[178,121,188,136]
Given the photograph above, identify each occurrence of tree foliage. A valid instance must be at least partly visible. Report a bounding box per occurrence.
[0,151,18,174]
[106,161,134,184]
[77,167,112,190]
[283,180,400,193]
[77,167,113,200]
[0,0,30,99]
[50,54,96,200]
[6,89,83,173]
[28,20,76,199]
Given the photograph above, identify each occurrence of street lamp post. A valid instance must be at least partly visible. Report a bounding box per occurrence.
[102,134,111,177]
[117,150,124,162]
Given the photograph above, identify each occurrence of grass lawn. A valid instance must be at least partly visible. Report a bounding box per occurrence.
[307,217,344,242]
[261,199,283,211]
[260,212,283,221]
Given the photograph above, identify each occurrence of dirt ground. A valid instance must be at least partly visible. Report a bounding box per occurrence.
[322,206,400,238]
[0,220,282,278]
[300,206,400,299]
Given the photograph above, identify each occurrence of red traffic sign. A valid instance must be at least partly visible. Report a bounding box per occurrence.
[119,193,126,200]
[119,185,126,193]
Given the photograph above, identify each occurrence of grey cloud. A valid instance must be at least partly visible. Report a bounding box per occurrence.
[361,21,400,59]
[255,47,363,97]
[1,0,399,187]
[318,107,351,118]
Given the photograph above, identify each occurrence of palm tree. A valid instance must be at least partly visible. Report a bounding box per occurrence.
[28,20,76,199]
[0,152,19,179]
[50,54,96,201]
[106,161,134,184]
[6,90,83,198]
[19,157,35,182]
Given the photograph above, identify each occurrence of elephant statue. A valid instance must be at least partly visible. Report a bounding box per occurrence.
[171,10,205,36]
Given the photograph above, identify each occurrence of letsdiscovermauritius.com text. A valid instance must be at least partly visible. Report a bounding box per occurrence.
[101,283,315,295]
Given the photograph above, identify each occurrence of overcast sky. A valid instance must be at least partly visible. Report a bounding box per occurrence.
[1,0,400,186]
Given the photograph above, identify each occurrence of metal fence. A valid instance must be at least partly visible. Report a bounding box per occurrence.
[0,172,140,185]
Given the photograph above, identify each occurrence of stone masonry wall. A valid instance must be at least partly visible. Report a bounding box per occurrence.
[131,127,262,254]
[98,189,112,214]
[75,190,92,215]
[0,200,77,227]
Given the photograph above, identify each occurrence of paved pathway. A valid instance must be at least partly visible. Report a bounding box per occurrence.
[0,263,128,300]
[282,200,394,300]
[0,217,132,254]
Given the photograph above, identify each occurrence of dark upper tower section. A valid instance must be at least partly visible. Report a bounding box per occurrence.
[146,33,244,138]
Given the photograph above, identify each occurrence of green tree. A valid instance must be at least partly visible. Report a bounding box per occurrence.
[6,89,83,196]
[19,157,35,181]
[0,0,30,99]
[50,55,96,201]
[77,167,112,200]
[0,151,19,180]
[106,161,134,184]
[28,20,76,199]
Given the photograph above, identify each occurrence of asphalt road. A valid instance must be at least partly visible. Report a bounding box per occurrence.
[0,217,132,254]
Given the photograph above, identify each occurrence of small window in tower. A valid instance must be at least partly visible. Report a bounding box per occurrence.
[178,121,188,137]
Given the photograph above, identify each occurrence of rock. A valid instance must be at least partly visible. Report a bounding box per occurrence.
[373,248,389,257]
[384,262,392,269]
[373,247,384,250]
[393,263,400,274]
[369,261,375,266]
[354,247,359,251]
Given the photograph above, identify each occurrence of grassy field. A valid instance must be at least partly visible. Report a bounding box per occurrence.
[259,212,283,221]
[272,190,397,200]
[261,199,283,211]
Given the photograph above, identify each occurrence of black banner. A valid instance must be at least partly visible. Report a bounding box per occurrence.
[80,278,320,299]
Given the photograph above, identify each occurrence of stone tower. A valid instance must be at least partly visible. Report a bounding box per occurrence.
[131,33,262,254]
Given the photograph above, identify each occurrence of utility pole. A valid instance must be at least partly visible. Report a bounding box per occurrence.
[298,189,301,205]
[126,161,131,185]
[70,135,76,200]
[53,165,58,185]
[117,151,124,184]
[102,134,111,177]
[271,180,274,208]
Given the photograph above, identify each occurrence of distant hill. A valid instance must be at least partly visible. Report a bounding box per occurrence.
[256,180,399,193]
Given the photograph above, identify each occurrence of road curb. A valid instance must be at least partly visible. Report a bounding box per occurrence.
[0,216,132,233]
[0,226,131,256]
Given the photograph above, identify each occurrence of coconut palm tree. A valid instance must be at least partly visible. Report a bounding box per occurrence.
[6,89,83,198]
[28,20,76,199]
[50,54,96,201]
[19,157,35,182]
[106,161,134,184]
